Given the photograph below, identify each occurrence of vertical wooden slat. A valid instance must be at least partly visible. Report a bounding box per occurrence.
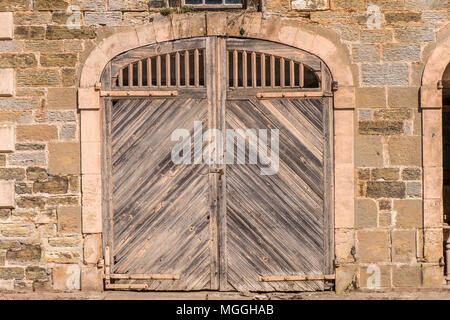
[185,50,190,87]
[270,55,275,88]
[300,62,304,88]
[147,57,152,87]
[128,63,133,88]
[280,57,285,88]
[118,68,123,87]
[166,53,171,87]
[233,50,238,88]
[194,49,200,87]
[243,50,247,88]
[290,60,295,88]
[251,52,256,88]
[176,52,180,87]
[261,53,266,88]
[157,55,162,87]
[138,60,143,87]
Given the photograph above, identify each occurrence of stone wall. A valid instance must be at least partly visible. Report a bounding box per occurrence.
[0,0,448,292]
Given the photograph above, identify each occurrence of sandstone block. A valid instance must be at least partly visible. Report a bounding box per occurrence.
[355,199,377,228]
[57,206,81,234]
[0,12,13,40]
[392,265,421,287]
[357,230,390,263]
[0,69,14,97]
[388,136,421,166]
[47,88,77,110]
[392,229,416,263]
[366,181,406,199]
[393,199,422,228]
[48,142,80,175]
[16,125,58,142]
[53,264,80,291]
[81,266,103,291]
[83,233,102,264]
[0,181,15,209]
[0,125,15,152]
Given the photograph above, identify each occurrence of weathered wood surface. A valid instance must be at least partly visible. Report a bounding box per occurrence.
[224,97,328,292]
[111,98,212,290]
[104,37,334,292]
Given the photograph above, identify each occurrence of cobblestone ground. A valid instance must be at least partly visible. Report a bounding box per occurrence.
[0,289,449,300]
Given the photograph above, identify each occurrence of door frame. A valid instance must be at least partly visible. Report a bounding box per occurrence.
[77,13,357,291]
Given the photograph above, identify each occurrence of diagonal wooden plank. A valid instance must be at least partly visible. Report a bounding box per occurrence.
[225,98,329,292]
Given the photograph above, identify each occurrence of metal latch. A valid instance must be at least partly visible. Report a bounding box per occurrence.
[210,168,224,175]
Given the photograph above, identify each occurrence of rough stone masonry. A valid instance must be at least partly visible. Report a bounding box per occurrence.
[0,0,448,293]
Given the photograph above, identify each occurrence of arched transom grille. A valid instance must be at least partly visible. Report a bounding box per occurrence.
[113,49,206,89]
[227,50,322,90]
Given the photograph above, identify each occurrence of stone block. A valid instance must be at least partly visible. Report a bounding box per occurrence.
[362,63,409,86]
[392,229,416,263]
[47,88,77,110]
[83,233,102,264]
[366,181,406,199]
[394,25,435,42]
[16,125,58,142]
[422,264,444,288]
[406,181,421,198]
[359,265,391,289]
[356,87,386,108]
[0,69,14,97]
[371,168,399,181]
[335,264,357,294]
[352,44,380,63]
[357,230,390,263]
[57,206,81,234]
[401,168,421,180]
[40,53,77,68]
[52,264,80,291]
[392,265,421,287]
[84,12,122,26]
[0,125,15,152]
[17,69,60,87]
[33,176,68,194]
[0,181,15,209]
[6,244,40,263]
[355,136,383,167]
[81,266,103,291]
[383,44,421,62]
[78,87,100,110]
[0,13,13,40]
[44,250,80,264]
[14,26,45,40]
[393,199,422,228]
[48,142,80,175]
[388,136,421,166]
[373,109,411,121]
[355,199,377,228]
[292,0,329,9]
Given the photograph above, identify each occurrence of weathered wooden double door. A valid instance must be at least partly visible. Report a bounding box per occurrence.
[102,37,334,291]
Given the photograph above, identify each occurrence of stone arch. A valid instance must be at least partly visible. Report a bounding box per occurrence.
[77,12,356,290]
[421,32,450,274]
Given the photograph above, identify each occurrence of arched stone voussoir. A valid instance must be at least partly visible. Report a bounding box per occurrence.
[79,12,356,90]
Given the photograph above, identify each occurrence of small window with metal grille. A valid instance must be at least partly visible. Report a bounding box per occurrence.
[182,0,244,8]
[113,49,206,89]
[227,50,321,90]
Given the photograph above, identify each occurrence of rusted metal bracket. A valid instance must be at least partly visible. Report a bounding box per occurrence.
[100,90,179,97]
[259,274,335,282]
[210,168,224,175]
[256,91,331,99]
[109,274,180,280]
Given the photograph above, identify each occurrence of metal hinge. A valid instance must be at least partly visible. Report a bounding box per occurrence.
[438,80,444,90]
